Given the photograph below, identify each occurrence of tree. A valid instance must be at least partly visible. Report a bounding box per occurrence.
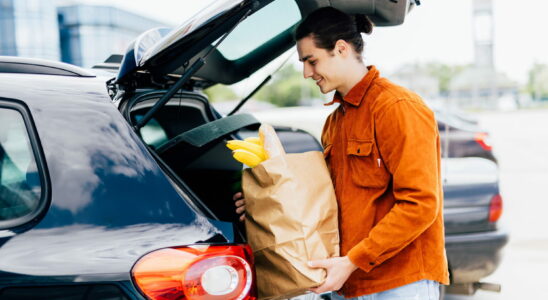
[391,62,469,98]
[527,63,548,100]
[203,84,237,102]
[255,64,321,107]
[423,62,468,95]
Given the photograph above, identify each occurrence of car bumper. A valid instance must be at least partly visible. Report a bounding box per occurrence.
[445,228,509,284]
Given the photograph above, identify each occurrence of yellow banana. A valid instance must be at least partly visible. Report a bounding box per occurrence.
[244,136,262,146]
[226,140,268,160]
[232,149,263,168]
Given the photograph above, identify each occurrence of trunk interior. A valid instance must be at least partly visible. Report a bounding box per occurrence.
[122,90,322,239]
[125,91,245,224]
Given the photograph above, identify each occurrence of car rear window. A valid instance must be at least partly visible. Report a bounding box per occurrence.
[216,0,301,60]
[0,102,47,227]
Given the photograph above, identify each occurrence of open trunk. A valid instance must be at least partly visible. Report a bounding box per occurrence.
[119,90,322,240]
[108,0,417,235]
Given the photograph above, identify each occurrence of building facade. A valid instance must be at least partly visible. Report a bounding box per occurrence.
[0,1,167,68]
[0,0,60,61]
[57,5,167,68]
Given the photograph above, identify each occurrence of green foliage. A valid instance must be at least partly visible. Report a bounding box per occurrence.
[203,84,237,102]
[423,62,468,94]
[255,64,321,107]
[527,63,548,100]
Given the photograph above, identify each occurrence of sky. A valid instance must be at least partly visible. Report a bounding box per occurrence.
[60,0,548,85]
[366,0,548,85]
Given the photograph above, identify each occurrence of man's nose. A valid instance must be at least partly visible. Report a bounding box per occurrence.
[303,64,313,79]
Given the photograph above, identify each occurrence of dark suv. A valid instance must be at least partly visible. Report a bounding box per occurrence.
[0,0,417,299]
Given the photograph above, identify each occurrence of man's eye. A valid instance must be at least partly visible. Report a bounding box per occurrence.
[310,60,317,66]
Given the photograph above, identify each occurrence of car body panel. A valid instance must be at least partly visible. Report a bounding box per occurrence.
[442,158,499,234]
[445,229,508,284]
[0,74,234,288]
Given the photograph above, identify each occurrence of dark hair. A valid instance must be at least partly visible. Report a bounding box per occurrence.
[294,7,373,57]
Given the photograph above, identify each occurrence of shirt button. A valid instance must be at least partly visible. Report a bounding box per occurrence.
[369,262,375,266]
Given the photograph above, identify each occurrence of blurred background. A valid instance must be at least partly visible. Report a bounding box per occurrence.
[1,0,546,299]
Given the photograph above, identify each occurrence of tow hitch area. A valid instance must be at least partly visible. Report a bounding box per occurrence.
[447,282,502,295]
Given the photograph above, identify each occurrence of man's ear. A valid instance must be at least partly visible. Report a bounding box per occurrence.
[334,39,349,57]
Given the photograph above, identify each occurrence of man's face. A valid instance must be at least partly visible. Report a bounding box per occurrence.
[297,35,345,94]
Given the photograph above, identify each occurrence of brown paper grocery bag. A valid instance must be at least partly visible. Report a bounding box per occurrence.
[242,151,339,300]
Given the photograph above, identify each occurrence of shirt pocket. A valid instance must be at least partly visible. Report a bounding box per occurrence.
[346,139,390,188]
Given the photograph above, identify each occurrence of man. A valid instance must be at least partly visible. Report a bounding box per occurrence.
[236,7,449,300]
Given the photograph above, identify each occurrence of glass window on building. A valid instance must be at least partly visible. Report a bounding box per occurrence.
[58,5,168,68]
[13,0,60,61]
[0,108,42,221]
[0,0,17,56]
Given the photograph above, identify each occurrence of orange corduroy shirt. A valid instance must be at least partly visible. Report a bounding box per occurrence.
[321,66,450,297]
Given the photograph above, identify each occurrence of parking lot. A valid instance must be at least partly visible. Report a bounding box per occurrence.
[447,108,548,299]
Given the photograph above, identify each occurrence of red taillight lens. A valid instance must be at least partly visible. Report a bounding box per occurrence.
[475,132,493,151]
[131,245,256,300]
[489,194,503,223]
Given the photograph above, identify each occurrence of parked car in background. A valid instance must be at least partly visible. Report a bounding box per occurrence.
[249,107,508,299]
[435,109,497,163]
[0,0,419,299]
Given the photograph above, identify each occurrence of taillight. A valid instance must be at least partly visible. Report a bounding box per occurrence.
[489,194,503,223]
[475,132,493,151]
[131,244,256,300]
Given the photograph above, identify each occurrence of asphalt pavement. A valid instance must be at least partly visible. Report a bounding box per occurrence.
[447,108,548,300]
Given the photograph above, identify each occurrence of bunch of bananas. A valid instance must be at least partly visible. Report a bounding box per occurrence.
[227,124,286,168]
[226,137,268,168]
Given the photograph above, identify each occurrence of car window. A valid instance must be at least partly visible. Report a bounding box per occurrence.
[216,0,301,60]
[137,117,169,148]
[0,107,42,222]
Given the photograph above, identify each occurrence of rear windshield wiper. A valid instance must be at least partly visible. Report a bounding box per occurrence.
[227,49,295,116]
[133,8,253,131]
[227,76,271,116]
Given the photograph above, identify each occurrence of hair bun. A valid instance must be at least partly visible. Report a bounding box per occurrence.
[355,14,373,35]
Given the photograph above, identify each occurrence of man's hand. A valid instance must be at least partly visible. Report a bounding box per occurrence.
[233,192,246,222]
[308,256,358,294]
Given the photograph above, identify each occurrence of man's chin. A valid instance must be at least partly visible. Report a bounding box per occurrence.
[319,85,334,94]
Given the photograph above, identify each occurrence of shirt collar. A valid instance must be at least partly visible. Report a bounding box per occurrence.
[324,65,379,107]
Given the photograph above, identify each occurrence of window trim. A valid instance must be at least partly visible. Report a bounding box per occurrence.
[0,98,51,230]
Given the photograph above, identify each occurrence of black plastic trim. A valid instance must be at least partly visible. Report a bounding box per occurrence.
[122,89,217,124]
